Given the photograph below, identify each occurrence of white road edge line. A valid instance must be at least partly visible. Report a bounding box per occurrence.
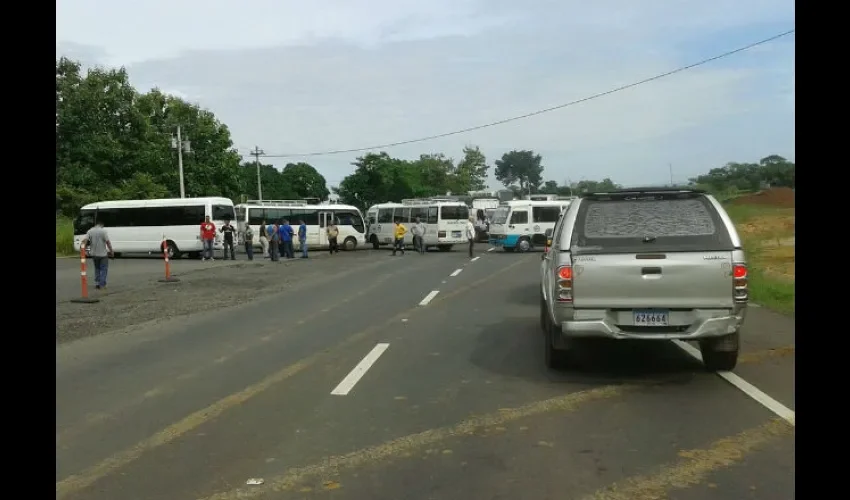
[450,269,463,277]
[672,340,795,426]
[419,290,440,306]
[330,343,390,396]
[471,256,481,262]
[487,247,495,252]
[750,303,761,308]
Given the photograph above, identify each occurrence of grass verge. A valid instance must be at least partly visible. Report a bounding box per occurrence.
[724,204,795,316]
[56,217,75,256]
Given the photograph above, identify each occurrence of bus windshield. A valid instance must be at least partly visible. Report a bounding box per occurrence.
[491,207,510,225]
[439,205,469,220]
[74,209,96,235]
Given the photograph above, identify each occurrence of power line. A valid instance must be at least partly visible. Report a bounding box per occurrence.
[256,28,794,160]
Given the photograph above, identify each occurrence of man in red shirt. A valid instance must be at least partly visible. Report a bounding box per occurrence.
[200,215,217,261]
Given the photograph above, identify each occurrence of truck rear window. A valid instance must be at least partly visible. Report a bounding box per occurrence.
[571,194,735,254]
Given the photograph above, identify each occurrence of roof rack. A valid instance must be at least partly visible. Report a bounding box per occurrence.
[401,197,459,205]
[245,199,309,206]
[583,187,705,197]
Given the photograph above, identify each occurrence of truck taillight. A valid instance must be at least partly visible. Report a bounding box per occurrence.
[556,265,572,303]
[733,263,748,303]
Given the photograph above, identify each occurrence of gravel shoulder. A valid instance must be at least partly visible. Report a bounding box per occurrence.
[56,251,386,344]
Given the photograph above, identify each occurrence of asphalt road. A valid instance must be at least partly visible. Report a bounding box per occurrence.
[56,246,795,500]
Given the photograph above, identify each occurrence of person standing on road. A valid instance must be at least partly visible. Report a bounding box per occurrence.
[327,220,340,254]
[81,221,114,290]
[200,215,216,261]
[466,216,476,258]
[220,219,237,260]
[392,218,407,256]
[411,217,427,255]
[258,220,269,258]
[297,219,309,258]
[243,223,255,261]
[280,219,295,259]
[269,223,281,262]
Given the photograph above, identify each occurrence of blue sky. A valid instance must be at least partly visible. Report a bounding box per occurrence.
[56,0,795,190]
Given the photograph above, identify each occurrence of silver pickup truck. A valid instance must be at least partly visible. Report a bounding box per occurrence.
[539,187,748,371]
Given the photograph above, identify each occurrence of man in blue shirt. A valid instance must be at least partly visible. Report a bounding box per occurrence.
[280,219,295,259]
[297,219,309,258]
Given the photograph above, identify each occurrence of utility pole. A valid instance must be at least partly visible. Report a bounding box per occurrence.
[171,126,191,198]
[251,146,265,200]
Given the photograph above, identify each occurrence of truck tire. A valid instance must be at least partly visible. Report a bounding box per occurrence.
[542,296,570,369]
[699,333,739,371]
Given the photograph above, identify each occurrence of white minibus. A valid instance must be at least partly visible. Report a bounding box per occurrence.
[233,200,367,251]
[366,198,470,251]
[488,199,573,252]
[73,197,236,259]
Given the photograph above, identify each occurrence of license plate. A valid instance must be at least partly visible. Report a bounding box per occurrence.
[452,231,462,238]
[633,310,669,327]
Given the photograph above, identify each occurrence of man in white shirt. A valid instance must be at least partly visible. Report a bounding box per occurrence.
[411,217,427,255]
[465,217,476,258]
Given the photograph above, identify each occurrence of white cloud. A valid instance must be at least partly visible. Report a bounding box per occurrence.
[56,0,795,188]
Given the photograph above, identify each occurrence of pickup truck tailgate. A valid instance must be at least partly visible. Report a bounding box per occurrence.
[572,252,735,309]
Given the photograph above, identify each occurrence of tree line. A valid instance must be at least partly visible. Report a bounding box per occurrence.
[57,57,794,217]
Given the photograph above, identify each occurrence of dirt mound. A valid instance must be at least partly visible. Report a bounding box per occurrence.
[731,187,795,208]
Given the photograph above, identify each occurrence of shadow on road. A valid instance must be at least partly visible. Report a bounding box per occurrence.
[469,317,704,387]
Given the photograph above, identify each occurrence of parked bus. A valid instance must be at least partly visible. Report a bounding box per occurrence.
[488,199,573,252]
[233,200,366,251]
[365,198,470,251]
[73,197,236,259]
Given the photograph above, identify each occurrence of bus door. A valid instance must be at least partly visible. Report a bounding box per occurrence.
[317,211,333,248]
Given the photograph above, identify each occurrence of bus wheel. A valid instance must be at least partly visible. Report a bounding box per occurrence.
[438,245,452,252]
[516,237,532,253]
[343,237,357,251]
[370,235,380,249]
[165,240,181,259]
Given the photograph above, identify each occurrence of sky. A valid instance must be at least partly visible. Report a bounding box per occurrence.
[56,0,795,190]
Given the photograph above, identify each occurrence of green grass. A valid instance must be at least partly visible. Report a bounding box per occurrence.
[747,269,795,316]
[724,203,795,316]
[56,217,75,256]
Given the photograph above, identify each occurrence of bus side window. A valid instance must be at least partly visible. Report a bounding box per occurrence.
[378,208,393,223]
[427,207,438,224]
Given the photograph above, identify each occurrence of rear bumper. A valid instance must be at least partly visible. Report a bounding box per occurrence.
[559,308,746,341]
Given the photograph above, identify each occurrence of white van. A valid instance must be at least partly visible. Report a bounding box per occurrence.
[365,198,470,251]
[488,199,572,252]
[73,197,236,259]
[234,200,367,251]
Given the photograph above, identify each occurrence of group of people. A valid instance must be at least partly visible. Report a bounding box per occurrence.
[390,216,477,258]
[198,216,342,262]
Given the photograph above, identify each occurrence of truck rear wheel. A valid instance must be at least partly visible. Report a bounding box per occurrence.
[699,333,739,371]
[542,296,570,369]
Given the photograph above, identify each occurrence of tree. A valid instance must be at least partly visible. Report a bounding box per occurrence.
[56,57,246,217]
[494,150,544,193]
[337,152,414,209]
[687,155,795,195]
[237,162,296,201]
[280,162,330,200]
[452,145,489,192]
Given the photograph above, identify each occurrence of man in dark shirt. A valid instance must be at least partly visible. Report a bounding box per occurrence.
[220,219,236,260]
